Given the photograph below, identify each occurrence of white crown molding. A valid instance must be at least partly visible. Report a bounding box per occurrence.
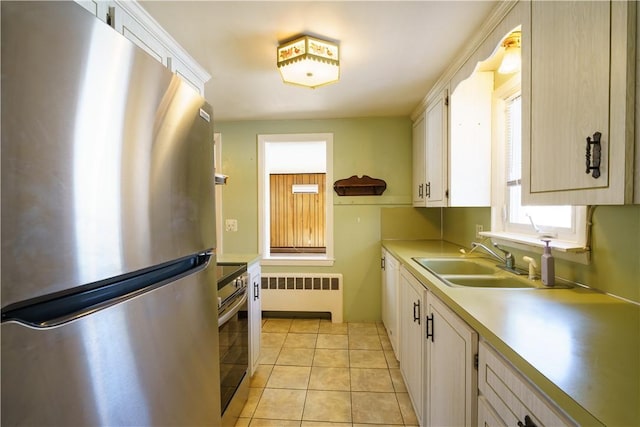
[114,0,211,83]
[411,0,518,121]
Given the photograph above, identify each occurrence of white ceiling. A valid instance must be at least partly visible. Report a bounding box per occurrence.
[140,1,498,122]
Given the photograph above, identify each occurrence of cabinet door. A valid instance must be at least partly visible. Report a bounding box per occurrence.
[74,0,110,23]
[449,71,492,207]
[424,293,478,427]
[169,55,205,95]
[399,268,424,423]
[381,249,400,359]
[478,396,507,427]
[523,0,635,204]
[413,113,427,207]
[110,4,169,66]
[247,262,262,376]
[425,89,448,207]
[478,340,577,427]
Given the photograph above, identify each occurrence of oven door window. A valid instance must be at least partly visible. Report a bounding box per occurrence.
[219,297,248,413]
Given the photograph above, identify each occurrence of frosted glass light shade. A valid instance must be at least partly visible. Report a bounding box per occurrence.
[498,46,521,74]
[497,31,521,75]
[277,35,340,88]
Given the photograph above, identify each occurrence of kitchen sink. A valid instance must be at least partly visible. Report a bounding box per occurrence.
[412,258,499,275]
[443,276,535,289]
[412,257,572,289]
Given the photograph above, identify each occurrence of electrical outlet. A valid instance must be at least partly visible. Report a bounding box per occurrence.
[225,219,238,232]
[475,224,484,239]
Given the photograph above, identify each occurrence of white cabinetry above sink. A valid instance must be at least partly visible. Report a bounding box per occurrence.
[522,0,637,205]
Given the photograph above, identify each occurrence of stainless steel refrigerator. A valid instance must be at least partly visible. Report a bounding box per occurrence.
[1,2,221,425]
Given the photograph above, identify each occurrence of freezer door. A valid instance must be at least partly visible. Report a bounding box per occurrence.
[1,264,221,426]
[1,2,216,307]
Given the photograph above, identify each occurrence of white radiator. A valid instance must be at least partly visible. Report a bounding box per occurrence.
[261,273,343,323]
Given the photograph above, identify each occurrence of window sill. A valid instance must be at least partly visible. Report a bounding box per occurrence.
[479,231,591,265]
[261,255,335,267]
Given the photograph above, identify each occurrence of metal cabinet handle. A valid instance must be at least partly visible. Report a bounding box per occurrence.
[254,281,259,300]
[413,301,421,324]
[426,182,431,198]
[585,131,602,178]
[418,183,424,198]
[425,314,434,342]
[517,415,538,427]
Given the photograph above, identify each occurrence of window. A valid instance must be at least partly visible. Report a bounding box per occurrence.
[490,76,587,250]
[258,133,334,266]
[269,172,326,253]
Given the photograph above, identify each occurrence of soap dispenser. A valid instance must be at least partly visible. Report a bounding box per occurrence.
[541,239,555,286]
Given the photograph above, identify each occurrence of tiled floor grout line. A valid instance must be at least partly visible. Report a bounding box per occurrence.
[237,319,417,426]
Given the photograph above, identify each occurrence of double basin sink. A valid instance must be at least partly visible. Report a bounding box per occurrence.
[412,257,571,289]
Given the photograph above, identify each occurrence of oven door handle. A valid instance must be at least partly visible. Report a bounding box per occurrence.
[218,291,247,327]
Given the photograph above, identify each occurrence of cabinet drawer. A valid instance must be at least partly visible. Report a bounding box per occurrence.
[478,395,506,427]
[478,341,576,427]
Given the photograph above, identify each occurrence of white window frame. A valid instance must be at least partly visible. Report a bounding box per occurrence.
[258,133,334,266]
[486,75,589,258]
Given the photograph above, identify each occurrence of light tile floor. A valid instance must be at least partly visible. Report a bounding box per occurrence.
[235,318,419,427]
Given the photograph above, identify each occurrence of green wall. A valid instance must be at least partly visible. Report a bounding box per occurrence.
[216,117,425,321]
[216,116,640,321]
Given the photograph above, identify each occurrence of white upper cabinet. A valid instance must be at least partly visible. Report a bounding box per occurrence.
[110,3,169,66]
[522,0,636,205]
[75,1,110,23]
[424,88,449,207]
[411,2,524,208]
[412,88,449,208]
[413,113,427,207]
[74,0,210,95]
[449,71,493,206]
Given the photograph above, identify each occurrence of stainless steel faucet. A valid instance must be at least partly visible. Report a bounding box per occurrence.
[471,241,516,270]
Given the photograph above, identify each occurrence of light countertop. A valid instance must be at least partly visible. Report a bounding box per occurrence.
[217,253,260,266]
[382,240,639,427]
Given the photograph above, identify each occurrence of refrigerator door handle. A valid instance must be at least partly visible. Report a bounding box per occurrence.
[1,252,212,328]
[218,291,247,327]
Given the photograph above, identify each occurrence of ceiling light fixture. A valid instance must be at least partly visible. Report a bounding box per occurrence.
[277,35,340,89]
[498,31,521,74]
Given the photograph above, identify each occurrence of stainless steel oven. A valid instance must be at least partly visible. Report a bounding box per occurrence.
[217,263,249,426]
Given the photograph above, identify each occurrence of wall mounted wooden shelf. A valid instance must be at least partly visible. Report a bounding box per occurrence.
[333,175,387,196]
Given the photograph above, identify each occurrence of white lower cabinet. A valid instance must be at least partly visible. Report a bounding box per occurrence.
[394,258,577,427]
[247,260,261,376]
[381,249,400,359]
[424,292,478,427]
[478,395,507,427]
[400,267,425,424]
[400,267,477,427]
[478,340,576,426]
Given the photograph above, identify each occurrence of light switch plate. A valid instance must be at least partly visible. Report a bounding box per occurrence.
[225,219,238,232]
